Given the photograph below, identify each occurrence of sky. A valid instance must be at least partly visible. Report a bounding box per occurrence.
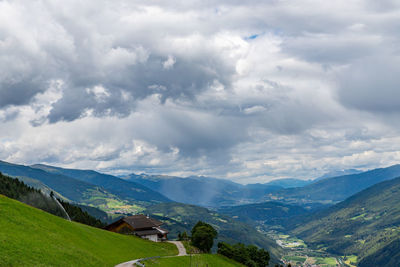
[1,0,400,183]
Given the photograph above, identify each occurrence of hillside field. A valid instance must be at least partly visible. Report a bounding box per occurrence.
[0,195,177,266]
[143,254,244,267]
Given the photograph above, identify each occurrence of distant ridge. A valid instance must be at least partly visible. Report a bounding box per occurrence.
[313,168,362,182]
[0,161,171,215]
[126,174,282,207]
[264,178,312,188]
[268,164,400,204]
[31,164,171,203]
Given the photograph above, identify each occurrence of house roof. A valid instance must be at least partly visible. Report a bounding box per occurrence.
[122,215,163,229]
[105,214,164,231]
[135,227,169,236]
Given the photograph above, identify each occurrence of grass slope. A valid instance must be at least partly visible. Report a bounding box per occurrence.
[291,176,400,264]
[0,195,177,266]
[143,254,244,267]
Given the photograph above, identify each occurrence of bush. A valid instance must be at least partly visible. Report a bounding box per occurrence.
[191,221,218,253]
[217,241,270,267]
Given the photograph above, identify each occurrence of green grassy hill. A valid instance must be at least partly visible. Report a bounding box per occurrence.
[0,195,177,266]
[144,202,283,261]
[143,254,244,266]
[290,176,400,265]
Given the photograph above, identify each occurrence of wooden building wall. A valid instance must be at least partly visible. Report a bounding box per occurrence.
[107,221,135,234]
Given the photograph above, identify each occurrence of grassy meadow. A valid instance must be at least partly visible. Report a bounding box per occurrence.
[0,195,177,266]
[143,254,244,267]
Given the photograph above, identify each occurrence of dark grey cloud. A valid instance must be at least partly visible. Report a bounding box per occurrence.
[47,52,234,122]
[337,54,400,113]
[1,0,400,182]
[0,80,46,107]
[1,0,236,124]
[282,33,381,64]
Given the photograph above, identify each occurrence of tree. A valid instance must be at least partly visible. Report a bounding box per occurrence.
[178,231,189,241]
[191,221,217,252]
[182,231,189,241]
[217,241,270,267]
[255,247,270,267]
[217,242,234,258]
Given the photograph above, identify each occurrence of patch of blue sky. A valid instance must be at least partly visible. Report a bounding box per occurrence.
[244,34,260,40]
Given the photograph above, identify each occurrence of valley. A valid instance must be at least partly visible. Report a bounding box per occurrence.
[1,160,400,266]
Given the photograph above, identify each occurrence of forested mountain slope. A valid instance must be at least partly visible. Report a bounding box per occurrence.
[218,201,309,227]
[290,176,400,265]
[358,237,400,267]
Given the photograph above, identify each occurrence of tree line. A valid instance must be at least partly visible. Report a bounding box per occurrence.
[179,220,270,267]
[217,241,270,267]
[0,172,103,228]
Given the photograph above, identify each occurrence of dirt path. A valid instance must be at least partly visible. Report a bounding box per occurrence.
[115,241,187,266]
[167,241,187,256]
[115,259,141,267]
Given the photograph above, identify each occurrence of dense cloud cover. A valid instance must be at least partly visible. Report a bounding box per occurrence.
[1,0,400,182]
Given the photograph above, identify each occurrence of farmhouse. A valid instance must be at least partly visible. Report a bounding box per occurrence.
[105,214,168,242]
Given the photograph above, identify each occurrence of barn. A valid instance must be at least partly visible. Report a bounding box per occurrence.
[104,214,168,242]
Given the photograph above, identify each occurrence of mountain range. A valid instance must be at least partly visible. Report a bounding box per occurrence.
[126,174,282,207]
[3,159,400,266]
[31,164,171,203]
[267,164,400,205]
[0,161,169,214]
[0,160,281,258]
